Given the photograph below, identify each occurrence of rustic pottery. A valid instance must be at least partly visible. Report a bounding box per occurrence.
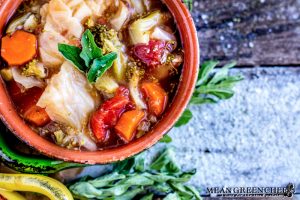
[0,0,199,164]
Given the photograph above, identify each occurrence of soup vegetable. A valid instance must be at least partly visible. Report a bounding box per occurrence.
[0,0,183,151]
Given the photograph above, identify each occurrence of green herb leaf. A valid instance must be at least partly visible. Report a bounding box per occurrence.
[87,52,117,83]
[80,29,102,67]
[176,61,244,128]
[69,148,201,200]
[175,109,193,127]
[196,60,218,86]
[185,185,202,200]
[159,134,173,143]
[89,172,125,188]
[169,182,195,198]
[189,96,217,105]
[58,44,86,71]
[150,148,180,174]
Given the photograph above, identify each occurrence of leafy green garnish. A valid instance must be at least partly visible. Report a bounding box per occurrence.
[58,44,86,71]
[87,52,117,83]
[80,30,103,67]
[58,29,117,83]
[69,148,202,200]
[175,61,244,127]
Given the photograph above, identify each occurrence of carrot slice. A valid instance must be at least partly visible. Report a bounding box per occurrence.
[141,82,168,116]
[115,110,145,143]
[1,30,37,66]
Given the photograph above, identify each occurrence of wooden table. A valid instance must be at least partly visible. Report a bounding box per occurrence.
[193,0,300,66]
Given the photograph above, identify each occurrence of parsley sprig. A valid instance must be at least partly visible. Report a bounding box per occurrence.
[58,30,117,83]
[175,61,244,127]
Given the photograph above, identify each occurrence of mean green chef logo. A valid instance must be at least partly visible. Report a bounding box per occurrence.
[206,183,295,197]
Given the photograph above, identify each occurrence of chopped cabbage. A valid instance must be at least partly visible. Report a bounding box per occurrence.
[110,2,130,31]
[84,0,113,17]
[44,0,83,38]
[39,31,68,68]
[128,64,147,109]
[103,38,128,82]
[129,11,162,45]
[95,73,119,94]
[37,62,98,130]
[23,14,38,32]
[6,13,31,34]
[12,67,44,89]
[130,0,146,14]
[151,27,176,41]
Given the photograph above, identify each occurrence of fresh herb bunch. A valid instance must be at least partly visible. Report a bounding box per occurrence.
[58,29,117,83]
[69,148,201,200]
[175,61,244,127]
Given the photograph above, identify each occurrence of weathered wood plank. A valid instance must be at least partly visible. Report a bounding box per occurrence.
[192,0,300,66]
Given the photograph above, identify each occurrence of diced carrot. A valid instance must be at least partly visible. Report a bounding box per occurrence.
[23,105,51,126]
[141,82,168,116]
[115,110,145,143]
[1,30,37,66]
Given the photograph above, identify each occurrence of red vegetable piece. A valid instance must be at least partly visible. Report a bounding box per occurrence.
[134,40,167,67]
[90,86,130,142]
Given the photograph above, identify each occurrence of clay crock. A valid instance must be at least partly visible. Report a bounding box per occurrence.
[0,0,199,164]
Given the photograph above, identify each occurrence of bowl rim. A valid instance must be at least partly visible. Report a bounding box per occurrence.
[0,0,199,164]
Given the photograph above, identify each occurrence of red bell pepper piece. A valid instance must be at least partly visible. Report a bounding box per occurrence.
[90,86,130,142]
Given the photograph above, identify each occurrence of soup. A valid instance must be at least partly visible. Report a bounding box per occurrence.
[0,0,183,151]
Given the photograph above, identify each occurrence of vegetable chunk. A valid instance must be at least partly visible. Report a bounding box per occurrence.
[37,62,98,130]
[1,30,37,66]
[115,110,145,143]
[141,82,168,116]
[90,87,130,142]
[134,40,167,67]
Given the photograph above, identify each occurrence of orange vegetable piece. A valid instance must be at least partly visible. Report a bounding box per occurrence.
[1,30,37,66]
[23,105,51,127]
[141,82,168,116]
[115,110,145,143]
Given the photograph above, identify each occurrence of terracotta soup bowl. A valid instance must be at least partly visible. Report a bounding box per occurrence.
[0,0,199,164]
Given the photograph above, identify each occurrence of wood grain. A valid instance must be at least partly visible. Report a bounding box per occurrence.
[192,0,300,66]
